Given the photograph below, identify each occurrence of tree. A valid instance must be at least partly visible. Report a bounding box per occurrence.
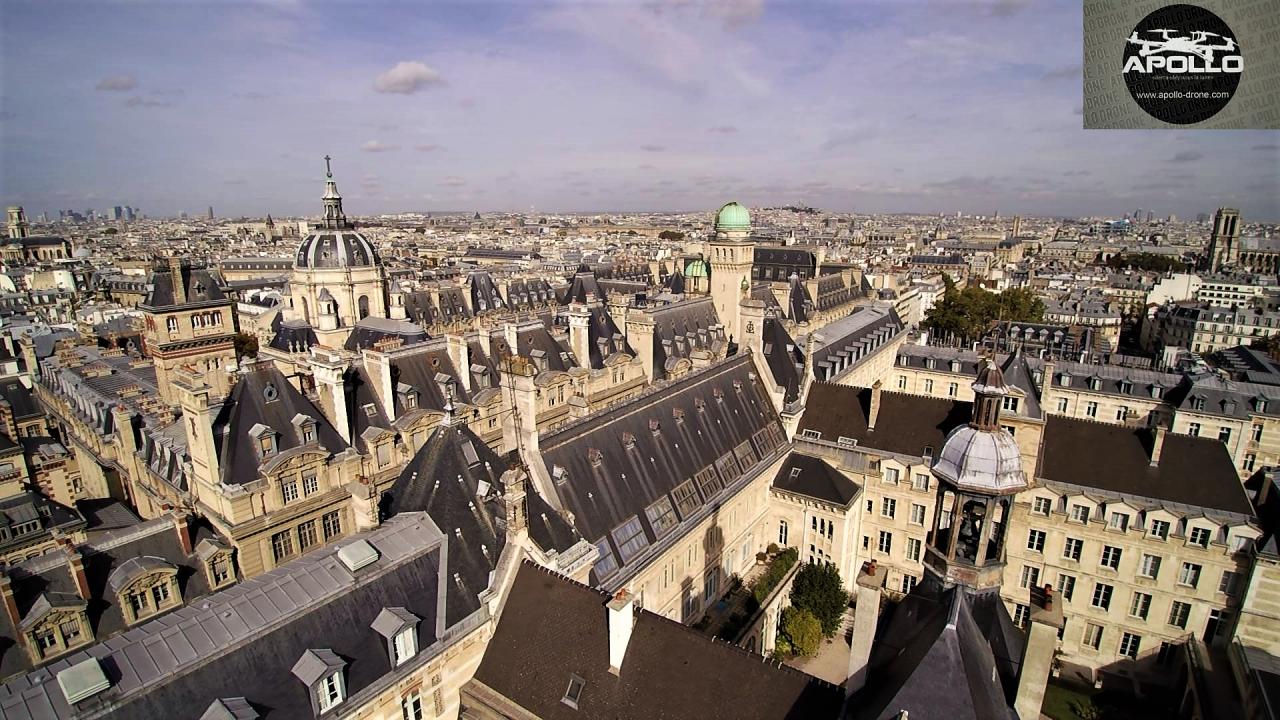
[923,282,1046,345]
[1104,252,1186,273]
[659,230,686,241]
[233,332,259,360]
[790,562,849,638]
[779,606,821,657]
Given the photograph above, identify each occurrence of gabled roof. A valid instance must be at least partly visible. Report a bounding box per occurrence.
[772,452,860,507]
[212,364,349,486]
[471,562,843,720]
[387,422,578,626]
[141,264,227,309]
[761,318,804,404]
[798,383,969,459]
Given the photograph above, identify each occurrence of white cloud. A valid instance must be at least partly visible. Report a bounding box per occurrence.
[361,140,400,153]
[373,61,445,94]
[96,75,137,92]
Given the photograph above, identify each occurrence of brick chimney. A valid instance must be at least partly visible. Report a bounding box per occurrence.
[63,540,91,600]
[172,510,193,555]
[1150,426,1167,467]
[0,574,21,631]
[868,380,883,431]
[167,256,186,304]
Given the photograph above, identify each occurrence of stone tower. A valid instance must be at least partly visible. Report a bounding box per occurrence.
[1206,207,1241,273]
[707,201,754,344]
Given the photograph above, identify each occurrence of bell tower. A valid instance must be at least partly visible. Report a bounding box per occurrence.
[708,201,754,344]
[924,359,1029,590]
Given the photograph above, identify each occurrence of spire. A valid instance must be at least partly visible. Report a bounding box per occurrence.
[970,356,1009,431]
[320,154,348,229]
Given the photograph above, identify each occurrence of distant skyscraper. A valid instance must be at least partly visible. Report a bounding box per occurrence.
[180,211,188,219]
[208,206,215,220]
[111,205,124,221]
[1146,211,1154,223]
[37,212,48,223]
[1012,215,1022,238]
[125,206,136,221]
[1197,212,1210,223]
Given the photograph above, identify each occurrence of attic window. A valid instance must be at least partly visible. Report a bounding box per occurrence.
[621,432,636,450]
[562,674,586,710]
[588,448,604,467]
[695,398,706,412]
[649,419,661,433]
[263,383,279,402]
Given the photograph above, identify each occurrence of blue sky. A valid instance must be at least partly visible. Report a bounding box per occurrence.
[1,0,1277,219]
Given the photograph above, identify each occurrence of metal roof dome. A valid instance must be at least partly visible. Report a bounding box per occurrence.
[295,231,380,269]
[715,202,750,232]
[931,425,1027,494]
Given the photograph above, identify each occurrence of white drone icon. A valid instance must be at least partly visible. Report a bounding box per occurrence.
[1127,29,1237,61]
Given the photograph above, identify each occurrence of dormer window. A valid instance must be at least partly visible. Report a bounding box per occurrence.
[109,557,181,625]
[292,413,318,445]
[250,424,277,457]
[196,538,236,590]
[562,674,586,710]
[165,317,178,333]
[371,607,420,667]
[1191,396,1206,411]
[292,649,346,715]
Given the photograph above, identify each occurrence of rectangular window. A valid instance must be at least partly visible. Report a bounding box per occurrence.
[303,473,319,496]
[1189,527,1211,548]
[319,672,344,713]
[671,480,700,518]
[402,692,424,720]
[1063,537,1083,562]
[898,376,908,390]
[282,480,299,504]
[1070,505,1090,524]
[1220,570,1242,595]
[1108,513,1129,532]
[924,379,934,393]
[1027,529,1046,553]
[912,473,929,491]
[878,531,893,555]
[562,676,585,710]
[298,520,318,552]
[884,467,900,484]
[1253,423,1264,442]
[1100,545,1122,570]
[645,497,678,537]
[1129,592,1151,620]
[1188,423,1201,437]
[1169,601,1191,629]
[594,539,619,579]
[1033,497,1052,515]
[393,628,417,666]
[1002,396,1019,413]
[1178,562,1202,588]
[1056,398,1068,413]
[694,466,722,499]
[910,503,926,525]
[612,516,650,562]
[271,530,294,563]
[1119,632,1142,660]
[1057,573,1076,601]
[906,537,922,562]
[151,582,171,608]
[1091,582,1113,611]
[1013,604,1030,628]
[1138,554,1161,579]
[881,497,896,519]
[947,383,958,397]
[321,511,342,541]
[901,575,918,594]
[1083,622,1103,650]
[1020,565,1040,589]
[1219,426,1232,443]
[1149,519,1170,540]
[1086,402,1098,418]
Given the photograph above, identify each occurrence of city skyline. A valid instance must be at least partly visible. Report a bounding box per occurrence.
[2,0,1278,220]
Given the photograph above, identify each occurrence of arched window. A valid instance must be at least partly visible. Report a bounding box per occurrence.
[358,295,370,319]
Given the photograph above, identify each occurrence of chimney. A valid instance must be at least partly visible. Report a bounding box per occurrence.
[1040,360,1055,411]
[1014,584,1065,719]
[607,590,635,675]
[172,510,193,555]
[167,256,186,303]
[868,380,883,431]
[1150,426,1166,466]
[0,574,21,631]
[64,541,91,600]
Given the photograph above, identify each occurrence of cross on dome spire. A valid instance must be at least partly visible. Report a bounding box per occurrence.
[324,154,332,178]
[320,154,348,229]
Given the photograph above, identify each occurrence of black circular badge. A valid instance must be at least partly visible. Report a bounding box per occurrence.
[1122,4,1242,124]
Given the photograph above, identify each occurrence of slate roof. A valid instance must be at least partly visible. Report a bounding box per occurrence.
[267,317,318,354]
[801,305,903,384]
[503,278,555,312]
[488,324,575,374]
[0,381,38,422]
[787,276,812,323]
[342,317,429,352]
[0,491,85,558]
[797,383,970,458]
[563,268,606,305]
[0,515,449,720]
[467,272,507,314]
[386,422,579,626]
[753,247,817,282]
[852,582,1020,720]
[389,345,471,416]
[647,297,726,380]
[761,318,804,404]
[538,354,788,584]
[340,365,391,452]
[471,561,843,720]
[0,516,211,682]
[211,363,349,486]
[1038,415,1255,517]
[140,264,227,309]
[582,305,633,370]
[771,452,860,507]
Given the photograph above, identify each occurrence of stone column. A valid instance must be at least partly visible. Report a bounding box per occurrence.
[846,560,887,698]
[1015,584,1065,720]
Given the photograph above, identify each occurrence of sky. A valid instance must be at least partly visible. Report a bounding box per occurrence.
[1,0,1277,220]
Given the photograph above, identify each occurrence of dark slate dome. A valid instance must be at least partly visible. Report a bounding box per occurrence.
[294,231,380,269]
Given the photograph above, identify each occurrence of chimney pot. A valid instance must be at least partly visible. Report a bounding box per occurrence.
[606,589,635,675]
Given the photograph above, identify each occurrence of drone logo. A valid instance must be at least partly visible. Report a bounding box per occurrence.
[1124,29,1242,72]
[1122,5,1242,124]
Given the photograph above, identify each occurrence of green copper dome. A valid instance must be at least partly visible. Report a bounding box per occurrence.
[684,258,710,278]
[715,201,750,231]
